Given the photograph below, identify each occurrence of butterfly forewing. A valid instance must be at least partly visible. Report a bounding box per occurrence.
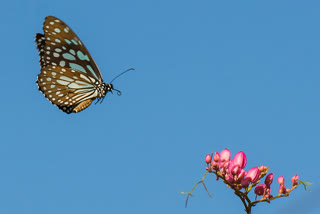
[37,65,99,113]
[35,34,47,68]
[38,16,103,81]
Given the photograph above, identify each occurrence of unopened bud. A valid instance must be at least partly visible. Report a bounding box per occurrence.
[246,167,260,183]
[265,173,274,187]
[205,154,212,164]
[232,151,247,169]
[213,151,220,162]
[220,149,231,162]
[254,184,266,196]
[278,176,285,186]
[291,174,299,186]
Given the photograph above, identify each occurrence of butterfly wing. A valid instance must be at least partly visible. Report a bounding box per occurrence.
[37,65,100,113]
[35,16,108,113]
[35,16,103,81]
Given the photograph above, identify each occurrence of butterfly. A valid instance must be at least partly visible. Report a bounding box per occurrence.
[35,16,133,114]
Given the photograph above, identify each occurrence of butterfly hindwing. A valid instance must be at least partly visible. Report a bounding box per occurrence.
[39,16,103,81]
[37,65,99,113]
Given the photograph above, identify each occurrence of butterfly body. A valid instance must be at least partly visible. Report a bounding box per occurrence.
[35,16,114,114]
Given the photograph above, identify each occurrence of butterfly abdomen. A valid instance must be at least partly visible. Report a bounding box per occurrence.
[72,99,93,113]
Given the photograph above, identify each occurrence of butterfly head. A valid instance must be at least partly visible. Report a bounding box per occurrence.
[105,83,122,96]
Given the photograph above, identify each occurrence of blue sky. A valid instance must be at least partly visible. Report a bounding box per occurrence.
[1,0,319,213]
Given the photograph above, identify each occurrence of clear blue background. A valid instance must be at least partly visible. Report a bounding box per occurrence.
[1,0,319,213]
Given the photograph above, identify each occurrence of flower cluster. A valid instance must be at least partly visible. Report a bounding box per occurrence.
[205,149,300,200]
[181,148,311,213]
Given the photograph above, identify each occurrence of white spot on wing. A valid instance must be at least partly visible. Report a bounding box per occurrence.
[59,61,66,66]
[57,80,69,85]
[89,76,96,83]
[60,76,74,82]
[69,49,75,55]
[80,74,91,82]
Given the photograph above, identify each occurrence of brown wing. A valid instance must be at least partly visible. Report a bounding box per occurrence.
[35,16,103,81]
[37,65,99,113]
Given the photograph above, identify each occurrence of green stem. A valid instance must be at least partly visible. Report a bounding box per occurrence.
[178,171,212,207]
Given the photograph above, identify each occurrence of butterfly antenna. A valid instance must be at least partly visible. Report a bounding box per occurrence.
[110,68,135,84]
[113,89,122,96]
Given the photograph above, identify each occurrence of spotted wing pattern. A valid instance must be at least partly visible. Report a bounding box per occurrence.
[35,16,103,80]
[35,16,109,113]
[37,65,106,113]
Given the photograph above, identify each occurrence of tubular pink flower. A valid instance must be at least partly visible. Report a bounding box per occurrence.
[246,167,260,183]
[254,184,266,196]
[265,173,274,187]
[291,174,299,186]
[278,185,286,194]
[211,161,218,169]
[241,177,250,188]
[226,173,234,184]
[220,167,226,175]
[219,160,229,169]
[223,161,229,169]
[213,151,220,162]
[205,154,212,164]
[231,165,240,175]
[227,160,235,174]
[232,151,247,169]
[237,169,246,181]
[220,149,231,162]
[278,176,285,186]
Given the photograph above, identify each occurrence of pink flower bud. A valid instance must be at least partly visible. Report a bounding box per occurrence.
[265,173,274,187]
[265,188,271,198]
[259,165,267,172]
[278,176,285,186]
[220,167,225,175]
[226,174,234,184]
[231,165,240,175]
[211,161,218,169]
[254,184,266,196]
[223,161,229,169]
[241,177,250,188]
[246,167,260,183]
[232,151,247,169]
[227,160,236,174]
[213,152,220,162]
[205,154,212,164]
[291,174,299,186]
[259,165,264,171]
[278,185,286,194]
[220,149,231,162]
[238,169,246,181]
